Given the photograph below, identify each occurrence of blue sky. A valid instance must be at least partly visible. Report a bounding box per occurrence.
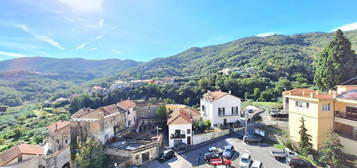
[0,0,357,61]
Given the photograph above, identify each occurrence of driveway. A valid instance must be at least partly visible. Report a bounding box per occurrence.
[144,134,290,168]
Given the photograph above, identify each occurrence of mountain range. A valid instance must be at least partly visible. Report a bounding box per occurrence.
[1,29,357,106]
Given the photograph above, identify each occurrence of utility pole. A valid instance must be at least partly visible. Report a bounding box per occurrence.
[245,109,248,136]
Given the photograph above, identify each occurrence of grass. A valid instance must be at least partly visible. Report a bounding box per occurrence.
[273,144,286,150]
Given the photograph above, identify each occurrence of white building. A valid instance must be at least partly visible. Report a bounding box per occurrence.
[167,108,201,147]
[200,91,241,126]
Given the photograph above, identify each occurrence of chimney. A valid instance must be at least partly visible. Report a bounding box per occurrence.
[302,90,305,95]
[310,93,313,98]
[315,90,319,95]
[328,89,332,94]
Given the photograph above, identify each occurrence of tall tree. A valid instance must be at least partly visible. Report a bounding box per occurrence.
[298,117,313,156]
[75,139,107,168]
[319,131,346,167]
[314,29,357,90]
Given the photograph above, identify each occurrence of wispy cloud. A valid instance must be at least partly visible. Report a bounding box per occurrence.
[256,32,279,37]
[0,50,27,58]
[88,48,98,51]
[99,19,104,28]
[332,22,357,32]
[75,34,104,50]
[14,24,65,50]
[57,0,104,13]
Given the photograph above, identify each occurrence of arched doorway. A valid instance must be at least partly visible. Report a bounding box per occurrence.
[62,162,70,168]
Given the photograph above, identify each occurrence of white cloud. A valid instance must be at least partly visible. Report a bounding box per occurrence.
[256,32,279,37]
[332,22,357,32]
[15,24,65,50]
[88,48,98,51]
[75,43,86,50]
[0,50,27,58]
[57,0,104,13]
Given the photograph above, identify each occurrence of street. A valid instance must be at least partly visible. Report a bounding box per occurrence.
[144,134,290,168]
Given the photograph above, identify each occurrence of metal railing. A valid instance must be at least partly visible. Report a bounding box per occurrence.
[335,111,357,121]
[170,133,186,139]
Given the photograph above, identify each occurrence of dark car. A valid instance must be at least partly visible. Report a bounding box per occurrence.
[243,135,262,143]
[222,145,235,159]
[203,152,220,163]
[158,149,175,162]
[173,142,189,151]
[287,158,315,168]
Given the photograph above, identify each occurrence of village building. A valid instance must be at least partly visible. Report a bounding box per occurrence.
[0,144,43,168]
[71,104,127,145]
[200,91,241,126]
[43,120,71,168]
[283,85,357,155]
[118,100,137,128]
[167,107,201,147]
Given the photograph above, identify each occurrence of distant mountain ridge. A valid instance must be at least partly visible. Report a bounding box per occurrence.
[0,57,141,77]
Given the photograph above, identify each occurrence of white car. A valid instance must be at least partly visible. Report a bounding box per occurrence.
[239,153,252,168]
[250,160,263,168]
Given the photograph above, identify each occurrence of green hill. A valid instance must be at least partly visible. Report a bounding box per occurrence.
[115,30,357,80]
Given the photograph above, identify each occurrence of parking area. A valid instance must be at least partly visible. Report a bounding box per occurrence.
[144,134,290,168]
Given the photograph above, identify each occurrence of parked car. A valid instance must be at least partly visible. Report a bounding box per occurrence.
[209,157,232,166]
[270,148,297,160]
[158,149,175,162]
[250,160,263,168]
[287,158,315,168]
[243,135,262,143]
[239,153,252,168]
[173,142,188,151]
[208,146,223,155]
[203,152,220,163]
[222,145,235,159]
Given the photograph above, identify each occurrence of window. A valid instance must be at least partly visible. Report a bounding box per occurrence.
[202,105,205,112]
[218,107,225,116]
[231,106,239,115]
[18,156,23,162]
[295,101,309,109]
[187,129,190,134]
[65,139,68,144]
[175,130,180,135]
[323,104,330,112]
[128,120,131,127]
[136,155,139,160]
[128,110,130,115]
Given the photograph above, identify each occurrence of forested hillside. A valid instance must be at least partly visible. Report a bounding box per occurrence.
[115,30,357,80]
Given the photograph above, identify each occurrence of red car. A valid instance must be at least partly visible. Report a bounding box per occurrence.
[209,157,232,166]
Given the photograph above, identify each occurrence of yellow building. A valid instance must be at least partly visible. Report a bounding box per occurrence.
[283,86,357,156]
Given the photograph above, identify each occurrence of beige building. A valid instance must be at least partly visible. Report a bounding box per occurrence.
[0,144,43,168]
[71,104,127,145]
[283,86,357,155]
[43,120,71,168]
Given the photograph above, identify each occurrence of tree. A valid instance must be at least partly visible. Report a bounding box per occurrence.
[314,29,357,90]
[75,139,107,168]
[298,117,313,156]
[156,104,167,121]
[319,131,346,167]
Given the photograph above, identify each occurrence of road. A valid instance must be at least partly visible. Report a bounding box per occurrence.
[144,134,289,168]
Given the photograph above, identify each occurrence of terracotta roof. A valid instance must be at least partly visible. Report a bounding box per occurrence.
[283,88,334,99]
[167,108,200,125]
[0,144,43,166]
[202,91,240,101]
[118,100,136,109]
[72,104,126,119]
[47,120,70,134]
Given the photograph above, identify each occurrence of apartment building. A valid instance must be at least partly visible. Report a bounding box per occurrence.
[283,85,357,155]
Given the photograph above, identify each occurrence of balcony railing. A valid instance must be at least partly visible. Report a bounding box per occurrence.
[335,130,357,141]
[170,133,186,139]
[335,111,357,121]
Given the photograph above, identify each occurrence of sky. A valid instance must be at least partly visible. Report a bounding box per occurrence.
[0,0,357,61]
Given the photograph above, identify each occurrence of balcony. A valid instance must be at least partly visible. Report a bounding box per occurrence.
[170,133,186,139]
[335,111,357,121]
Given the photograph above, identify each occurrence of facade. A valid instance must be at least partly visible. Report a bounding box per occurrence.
[283,86,357,155]
[71,104,127,145]
[118,100,137,128]
[43,120,71,168]
[167,108,201,147]
[200,91,241,126]
[0,144,43,168]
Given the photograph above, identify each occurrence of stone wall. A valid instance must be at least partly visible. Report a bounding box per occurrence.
[43,147,71,168]
[192,128,242,145]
